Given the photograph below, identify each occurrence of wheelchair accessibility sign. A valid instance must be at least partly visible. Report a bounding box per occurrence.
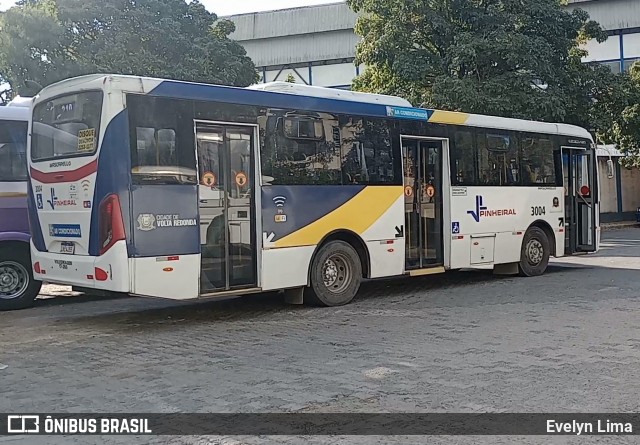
[452,222,460,234]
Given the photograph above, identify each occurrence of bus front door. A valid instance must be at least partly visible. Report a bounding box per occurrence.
[196,122,257,294]
[402,137,444,270]
[562,147,598,254]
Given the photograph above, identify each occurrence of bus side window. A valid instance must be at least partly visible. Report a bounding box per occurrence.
[341,117,398,185]
[128,94,195,185]
[136,127,156,166]
[478,131,519,186]
[260,111,341,185]
[520,134,556,186]
[0,120,27,181]
[451,129,476,185]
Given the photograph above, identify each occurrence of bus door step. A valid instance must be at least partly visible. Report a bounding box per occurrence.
[408,266,445,277]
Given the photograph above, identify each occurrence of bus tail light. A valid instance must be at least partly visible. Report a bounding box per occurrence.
[94,267,109,281]
[99,194,125,255]
[34,262,41,274]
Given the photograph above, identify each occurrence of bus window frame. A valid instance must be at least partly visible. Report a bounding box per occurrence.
[0,119,28,182]
[280,115,325,141]
[518,131,561,187]
[127,94,197,185]
[30,89,104,163]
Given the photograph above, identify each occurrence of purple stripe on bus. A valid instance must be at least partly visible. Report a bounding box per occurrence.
[0,196,28,209]
[0,231,29,243]
[0,204,29,234]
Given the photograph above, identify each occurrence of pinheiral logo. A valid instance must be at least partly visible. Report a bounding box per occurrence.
[467,195,516,222]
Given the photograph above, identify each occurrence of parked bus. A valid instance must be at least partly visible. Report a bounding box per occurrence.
[26,75,599,306]
[0,97,42,310]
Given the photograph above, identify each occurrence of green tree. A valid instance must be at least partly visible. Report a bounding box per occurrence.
[348,0,611,126]
[594,63,640,167]
[285,73,296,83]
[0,0,258,99]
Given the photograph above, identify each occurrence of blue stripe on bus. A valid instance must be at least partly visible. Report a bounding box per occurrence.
[261,185,366,242]
[129,185,200,257]
[26,179,46,252]
[149,81,394,119]
[88,110,133,256]
[91,109,201,258]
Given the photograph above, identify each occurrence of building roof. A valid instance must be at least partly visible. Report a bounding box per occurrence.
[597,144,624,157]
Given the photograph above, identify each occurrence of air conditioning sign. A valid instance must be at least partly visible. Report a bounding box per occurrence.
[48,224,82,238]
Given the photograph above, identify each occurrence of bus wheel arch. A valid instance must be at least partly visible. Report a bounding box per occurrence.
[304,230,368,307]
[518,222,553,277]
[0,241,42,311]
[529,220,556,257]
[310,230,370,280]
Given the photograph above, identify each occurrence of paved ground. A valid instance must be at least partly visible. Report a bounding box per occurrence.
[2,228,640,444]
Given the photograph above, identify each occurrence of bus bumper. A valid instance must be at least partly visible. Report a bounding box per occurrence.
[31,240,129,293]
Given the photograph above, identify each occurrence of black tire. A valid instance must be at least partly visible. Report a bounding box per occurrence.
[518,226,550,277]
[0,245,42,311]
[305,240,362,307]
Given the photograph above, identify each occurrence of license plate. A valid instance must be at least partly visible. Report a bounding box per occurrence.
[60,242,75,254]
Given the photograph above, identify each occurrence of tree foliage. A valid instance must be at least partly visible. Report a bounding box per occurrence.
[347,0,612,128]
[0,0,258,99]
[592,63,640,167]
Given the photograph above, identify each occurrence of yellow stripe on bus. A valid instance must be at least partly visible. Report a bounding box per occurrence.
[274,186,403,248]
[0,192,27,198]
[429,110,469,125]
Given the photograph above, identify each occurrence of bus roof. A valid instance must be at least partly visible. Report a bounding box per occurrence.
[0,104,29,121]
[248,82,412,107]
[6,96,32,108]
[35,74,593,141]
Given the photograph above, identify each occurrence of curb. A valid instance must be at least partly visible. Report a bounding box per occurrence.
[601,222,639,231]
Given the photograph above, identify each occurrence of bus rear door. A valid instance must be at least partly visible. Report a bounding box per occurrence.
[562,147,598,254]
[196,122,258,295]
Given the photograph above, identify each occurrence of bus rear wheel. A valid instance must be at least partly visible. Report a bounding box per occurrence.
[0,246,42,311]
[518,227,550,277]
[305,240,362,307]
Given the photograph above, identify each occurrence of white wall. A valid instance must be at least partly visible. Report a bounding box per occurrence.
[261,62,365,88]
[581,32,640,66]
[598,158,619,214]
[582,36,620,62]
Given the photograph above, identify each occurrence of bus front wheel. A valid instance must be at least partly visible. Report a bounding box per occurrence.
[305,240,362,307]
[518,227,550,277]
[0,245,42,311]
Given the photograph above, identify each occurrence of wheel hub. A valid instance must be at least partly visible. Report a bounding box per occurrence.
[323,260,339,287]
[526,239,544,266]
[321,253,351,294]
[0,261,29,300]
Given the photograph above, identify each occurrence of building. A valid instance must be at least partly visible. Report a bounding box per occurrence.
[567,0,640,73]
[228,0,640,222]
[229,0,640,87]
[597,147,640,222]
[228,2,359,88]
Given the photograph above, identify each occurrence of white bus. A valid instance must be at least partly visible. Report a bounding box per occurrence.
[26,75,599,306]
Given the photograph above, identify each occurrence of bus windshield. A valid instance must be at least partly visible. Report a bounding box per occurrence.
[31,91,103,161]
[0,119,28,181]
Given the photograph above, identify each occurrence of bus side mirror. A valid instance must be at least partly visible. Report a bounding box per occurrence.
[606,159,614,179]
